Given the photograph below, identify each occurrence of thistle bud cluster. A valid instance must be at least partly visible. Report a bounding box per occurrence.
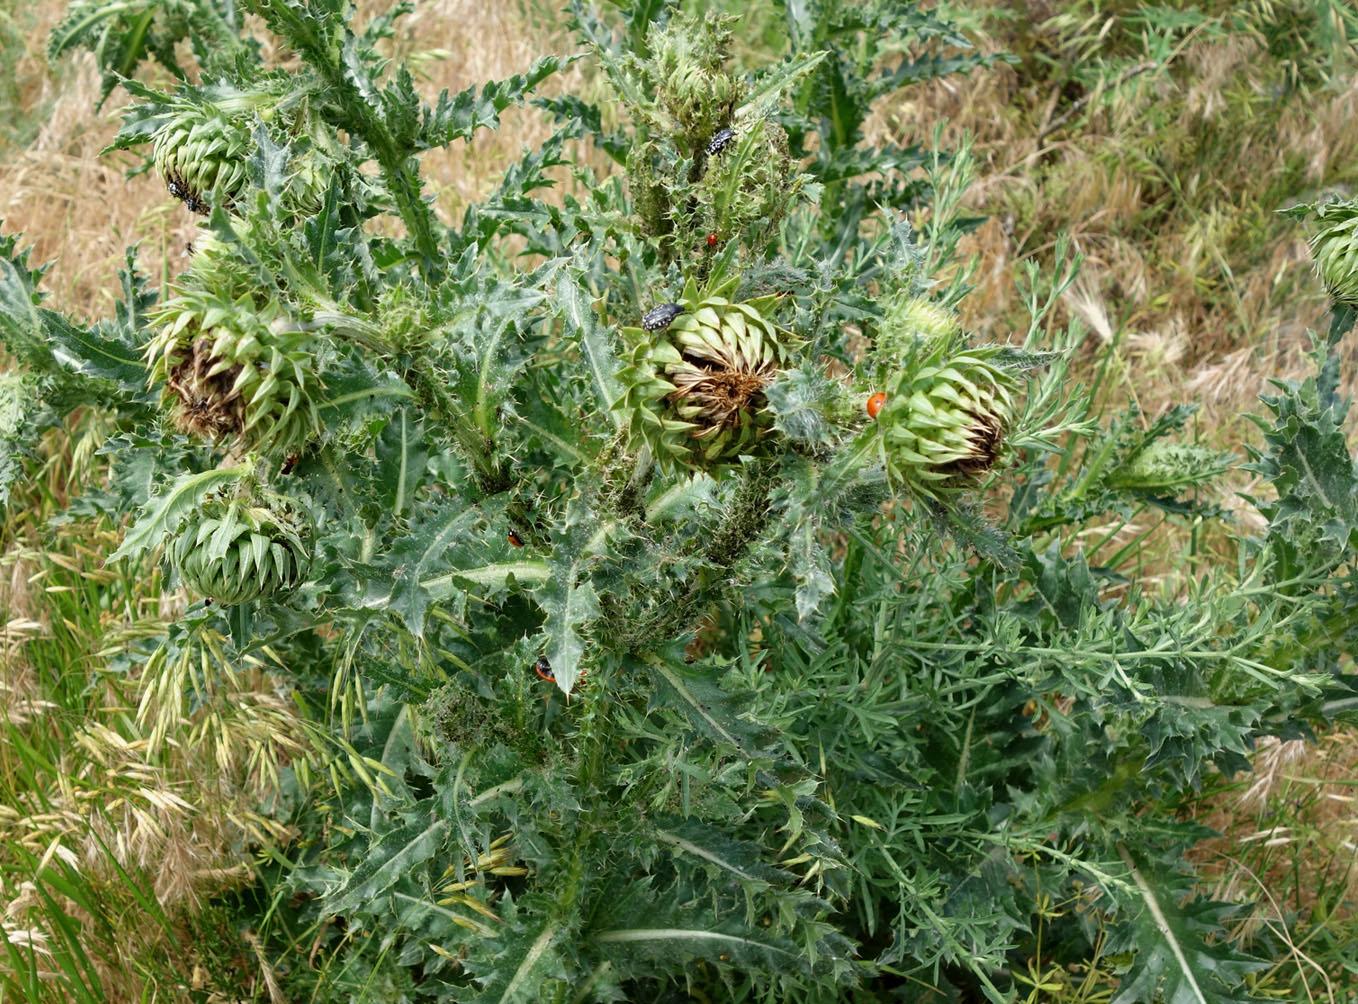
[622,12,809,259]
[868,298,1020,501]
[148,90,333,218]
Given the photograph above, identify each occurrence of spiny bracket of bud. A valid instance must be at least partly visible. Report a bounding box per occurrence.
[872,343,1020,502]
[170,491,313,605]
[614,274,795,473]
[875,295,961,370]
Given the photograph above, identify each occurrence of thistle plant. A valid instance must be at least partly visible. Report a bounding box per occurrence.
[3,1,1355,1002]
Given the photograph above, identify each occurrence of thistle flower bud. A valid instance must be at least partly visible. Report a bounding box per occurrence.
[615,275,794,471]
[876,345,1019,501]
[152,103,250,214]
[1308,197,1358,307]
[170,493,312,605]
[875,295,960,367]
[145,261,323,454]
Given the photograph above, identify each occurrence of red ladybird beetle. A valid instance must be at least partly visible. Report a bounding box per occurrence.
[533,656,588,684]
[866,392,886,420]
[508,530,525,547]
[706,233,718,248]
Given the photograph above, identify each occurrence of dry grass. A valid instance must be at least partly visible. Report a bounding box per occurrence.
[0,510,316,1000]
[1189,732,1358,995]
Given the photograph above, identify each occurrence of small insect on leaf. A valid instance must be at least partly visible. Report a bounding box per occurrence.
[641,303,685,331]
[507,530,524,547]
[706,233,718,248]
[705,127,736,155]
[533,656,554,682]
[866,393,886,420]
[281,454,301,475]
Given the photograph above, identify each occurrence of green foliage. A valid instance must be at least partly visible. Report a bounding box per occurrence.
[6,0,1356,1001]
[47,0,245,107]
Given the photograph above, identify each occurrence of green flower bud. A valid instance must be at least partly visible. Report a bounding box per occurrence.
[1106,441,1233,493]
[1309,197,1358,307]
[153,103,251,214]
[615,275,794,472]
[145,253,323,454]
[875,345,1019,501]
[876,295,960,367]
[170,493,312,605]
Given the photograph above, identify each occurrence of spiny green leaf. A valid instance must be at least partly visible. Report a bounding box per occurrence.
[420,55,567,149]
[1110,845,1269,1004]
[556,266,624,432]
[107,465,248,564]
[376,407,428,517]
[530,500,603,694]
[324,817,449,919]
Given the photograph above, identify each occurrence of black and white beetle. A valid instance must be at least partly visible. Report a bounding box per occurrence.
[705,127,736,156]
[166,172,209,215]
[641,303,685,331]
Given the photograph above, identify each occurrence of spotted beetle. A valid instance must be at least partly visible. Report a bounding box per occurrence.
[641,303,685,331]
[705,128,736,155]
[166,173,209,215]
[533,656,554,682]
